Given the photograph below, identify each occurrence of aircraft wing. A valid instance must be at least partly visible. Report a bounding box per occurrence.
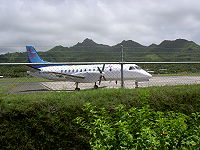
[29,70,102,82]
[46,71,102,82]
[46,72,85,79]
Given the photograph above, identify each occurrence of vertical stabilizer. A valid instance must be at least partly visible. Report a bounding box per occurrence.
[26,46,48,63]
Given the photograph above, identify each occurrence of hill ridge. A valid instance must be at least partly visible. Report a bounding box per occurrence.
[0,38,200,62]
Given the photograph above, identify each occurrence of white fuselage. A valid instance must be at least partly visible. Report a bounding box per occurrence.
[28,64,152,83]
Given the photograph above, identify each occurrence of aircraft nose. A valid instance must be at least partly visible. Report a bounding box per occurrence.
[141,70,152,79]
[146,72,152,78]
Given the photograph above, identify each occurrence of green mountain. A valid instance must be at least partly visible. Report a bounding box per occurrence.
[0,38,200,63]
[148,39,200,61]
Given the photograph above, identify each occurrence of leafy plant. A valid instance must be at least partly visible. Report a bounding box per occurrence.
[76,103,200,150]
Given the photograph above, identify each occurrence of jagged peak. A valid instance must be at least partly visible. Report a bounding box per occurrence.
[149,43,158,47]
[83,38,96,43]
[74,38,98,47]
[114,40,145,47]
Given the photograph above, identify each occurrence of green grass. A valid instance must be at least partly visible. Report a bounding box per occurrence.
[1,85,200,149]
[0,84,17,93]
[1,84,200,114]
[0,77,51,83]
[153,73,200,76]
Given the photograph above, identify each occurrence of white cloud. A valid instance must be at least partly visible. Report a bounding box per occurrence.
[0,0,200,53]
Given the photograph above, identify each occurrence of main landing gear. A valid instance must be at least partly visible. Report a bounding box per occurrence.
[75,82,99,91]
[94,82,98,89]
[135,81,139,88]
[75,82,80,91]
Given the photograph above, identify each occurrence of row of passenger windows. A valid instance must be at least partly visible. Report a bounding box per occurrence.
[61,68,97,73]
[61,68,112,73]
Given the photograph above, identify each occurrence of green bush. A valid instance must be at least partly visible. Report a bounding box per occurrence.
[76,104,200,150]
[1,85,200,149]
[0,101,90,150]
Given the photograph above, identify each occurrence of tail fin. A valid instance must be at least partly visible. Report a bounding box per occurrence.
[26,46,48,63]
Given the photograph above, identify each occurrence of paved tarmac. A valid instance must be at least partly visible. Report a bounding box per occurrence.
[7,82,50,93]
[4,76,200,93]
[41,76,200,91]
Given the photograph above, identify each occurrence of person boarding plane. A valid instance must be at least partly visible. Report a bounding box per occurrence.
[26,46,152,90]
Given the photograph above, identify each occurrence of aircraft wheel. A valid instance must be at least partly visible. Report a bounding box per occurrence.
[75,88,80,91]
[135,81,139,88]
[94,85,98,89]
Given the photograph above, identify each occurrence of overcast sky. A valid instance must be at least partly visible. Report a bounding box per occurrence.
[0,0,200,54]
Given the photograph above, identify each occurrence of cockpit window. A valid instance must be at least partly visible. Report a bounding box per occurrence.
[129,65,142,70]
[129,66,135,70]
[135,66,141,70]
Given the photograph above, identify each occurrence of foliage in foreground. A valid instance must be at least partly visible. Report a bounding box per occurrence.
[76,103,200,150]
[1,85,200,149]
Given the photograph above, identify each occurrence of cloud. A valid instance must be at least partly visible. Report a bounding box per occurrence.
[0,0,200,53]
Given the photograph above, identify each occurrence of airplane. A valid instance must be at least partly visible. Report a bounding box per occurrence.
[26,46,152,90]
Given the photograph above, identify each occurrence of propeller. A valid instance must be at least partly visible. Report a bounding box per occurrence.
[97,64,106,85]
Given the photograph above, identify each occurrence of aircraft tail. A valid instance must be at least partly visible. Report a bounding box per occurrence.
[26,46,48,63]
[26,46,49,69]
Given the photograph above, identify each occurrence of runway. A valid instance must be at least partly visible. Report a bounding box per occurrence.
[41,76,200,91]
[3,76,200,93]
[41,76,200,90]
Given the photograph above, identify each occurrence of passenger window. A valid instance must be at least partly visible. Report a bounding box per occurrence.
[84,69,87,71]
[80,69,82,72]
[72,69,74,72]
[89,69,91,71]
[93,69,95,71]
[68,70,71,73]
[76,69,78,72]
